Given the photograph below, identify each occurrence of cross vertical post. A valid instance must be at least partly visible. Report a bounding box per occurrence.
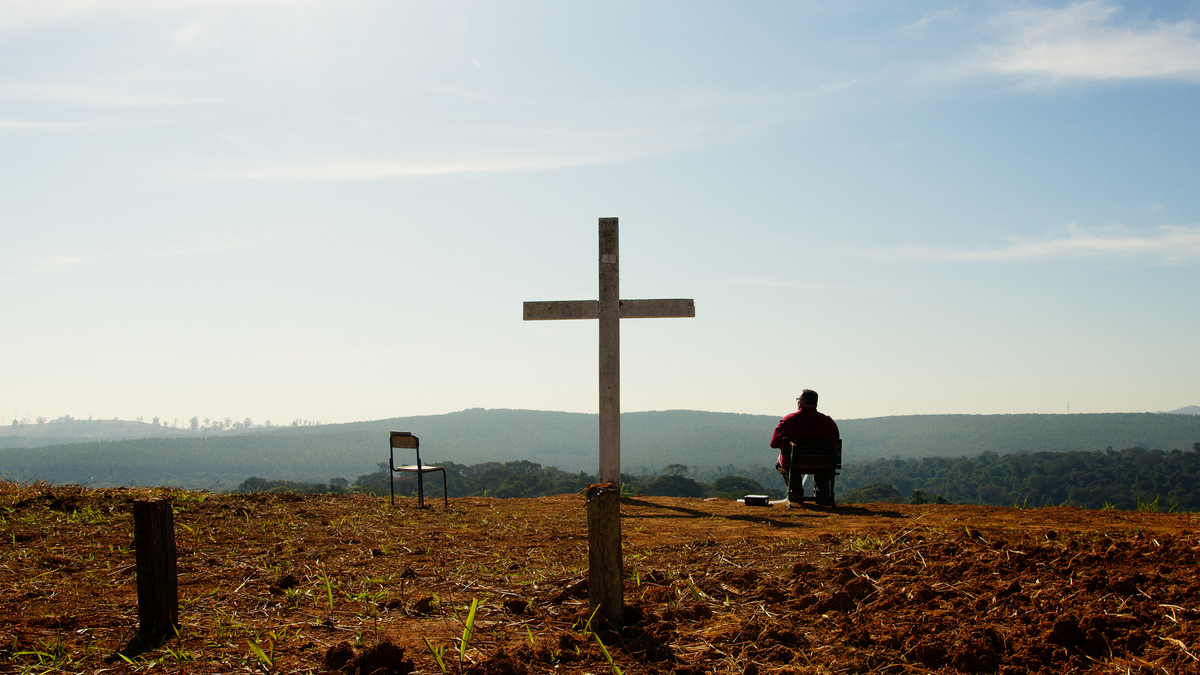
[598,218,620,484]
[523,216,695,630]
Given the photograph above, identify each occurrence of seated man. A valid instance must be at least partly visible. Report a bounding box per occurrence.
[770,389,840,505]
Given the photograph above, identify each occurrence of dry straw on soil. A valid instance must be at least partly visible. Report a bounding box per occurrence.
[2,481,1198,674]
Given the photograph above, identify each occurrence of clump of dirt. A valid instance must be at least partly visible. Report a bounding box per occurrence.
[468,644,528,675]
[1,482,1198,674]
[325,639,413,674]
[324,641,355,670]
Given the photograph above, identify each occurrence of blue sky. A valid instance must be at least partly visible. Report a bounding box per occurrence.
[3,0,1198,427]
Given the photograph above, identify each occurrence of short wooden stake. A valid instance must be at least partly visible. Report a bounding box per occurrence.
[133,499,179,641]
[586,484,624,630]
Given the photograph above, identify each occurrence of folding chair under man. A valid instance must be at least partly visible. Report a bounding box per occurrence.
[779,437,842,508]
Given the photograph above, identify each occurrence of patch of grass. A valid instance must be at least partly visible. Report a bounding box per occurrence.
[13,634,72,670]
[458,598,479,671]
[423,637,448,675]
[66,504,108,525]
[247,636,275,670]
[848,535,882,551]
[319,570,335,613]
[594,631,623,675]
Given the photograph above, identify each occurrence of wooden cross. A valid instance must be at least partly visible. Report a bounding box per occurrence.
[523,217,694,630]
[523,217,696,485]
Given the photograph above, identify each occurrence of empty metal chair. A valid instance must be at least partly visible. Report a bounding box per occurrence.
[389,431,447,508]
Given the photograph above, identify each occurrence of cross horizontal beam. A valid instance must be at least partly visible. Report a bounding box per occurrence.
[523,299,695,321]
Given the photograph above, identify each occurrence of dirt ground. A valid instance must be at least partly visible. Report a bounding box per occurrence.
[2,482,1198,674]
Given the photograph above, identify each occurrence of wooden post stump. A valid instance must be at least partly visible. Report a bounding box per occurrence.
[133,499,178,641]
[586,483,623,630]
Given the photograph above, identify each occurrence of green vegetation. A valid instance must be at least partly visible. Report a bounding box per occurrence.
[234,476,352,494]
[228,446,1200,513]
[3,409,1198,507]
[840,446,1200,510]
[908,489,950,505]
[350,460,593,499]
[708,475,771,499]
[840,482,904,504]
[233,461,780,501]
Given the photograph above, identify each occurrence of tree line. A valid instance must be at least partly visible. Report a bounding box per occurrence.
[234,460,781,501]
[839,445,1200,510]
[232,445,1200,512]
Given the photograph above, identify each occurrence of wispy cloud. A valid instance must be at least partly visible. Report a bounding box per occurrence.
[872,224,1200,265]
[0,1,134,31]
[0,117,177,130]
[0,80,215,107]
[978,1,1200,81]
[195,148,680,181]
[0,0,267,33]
[903,7,962,33]
[713,278,913,296]
[192,118,755,181]
[717,278,804,289]
[1,233,276,280]
[0,118,101,129]
[195,78,808,181]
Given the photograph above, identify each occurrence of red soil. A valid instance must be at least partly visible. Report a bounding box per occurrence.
[2,483,1198,674]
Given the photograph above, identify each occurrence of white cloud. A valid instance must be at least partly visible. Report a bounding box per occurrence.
[717,278,803,288]
[1,233,275,280]
[0,116,179,130]
[0,0,274,32]
[876,224,1200,265]
[0,118,100,129]
[194,146,682,181]
[0,80,215,107]
[903,7,962,33]
[0,0,116,30]
[193,113,765,181]
[714,278,912,296]
[979,1,1200,81]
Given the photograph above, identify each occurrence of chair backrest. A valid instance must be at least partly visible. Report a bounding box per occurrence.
[781,438,842,473]
[390,431,419,450]
[390,431,423,471]
[783,438,841,454]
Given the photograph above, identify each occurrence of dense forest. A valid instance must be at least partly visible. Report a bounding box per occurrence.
[234,461,778,502]
[840,445,1200,510]
[230,443,1200,512]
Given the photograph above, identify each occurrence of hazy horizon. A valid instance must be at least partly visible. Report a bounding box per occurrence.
[5,404,1199,432]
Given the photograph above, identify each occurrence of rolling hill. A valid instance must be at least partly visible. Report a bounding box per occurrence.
[2,408,1198,489]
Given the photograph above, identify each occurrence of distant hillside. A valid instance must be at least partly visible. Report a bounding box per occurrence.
[2,409,1198,489]
[1165,406,1200,415]
[0,418,273,448]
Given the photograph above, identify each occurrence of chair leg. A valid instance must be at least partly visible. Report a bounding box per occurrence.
[786,446,801,504]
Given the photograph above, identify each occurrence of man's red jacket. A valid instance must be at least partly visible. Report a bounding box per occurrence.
[769,407,840,449]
